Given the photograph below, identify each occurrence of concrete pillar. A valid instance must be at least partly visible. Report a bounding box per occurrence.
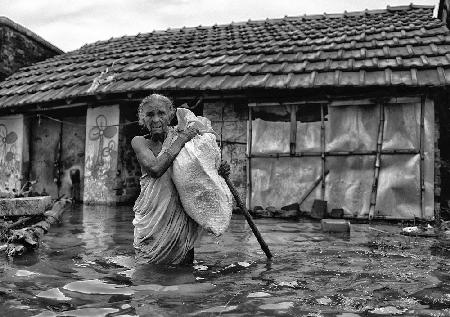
[0,114,28,194]
[83,105,120,204]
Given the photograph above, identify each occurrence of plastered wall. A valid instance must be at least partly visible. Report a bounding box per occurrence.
[203,100,248,203]
[0,115,25,193]
[83,105,120,204]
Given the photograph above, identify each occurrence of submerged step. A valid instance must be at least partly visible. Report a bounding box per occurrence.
[321,219,351,233]
[0,196,52,216]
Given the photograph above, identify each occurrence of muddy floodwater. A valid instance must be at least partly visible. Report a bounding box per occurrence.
[2,205,450,316]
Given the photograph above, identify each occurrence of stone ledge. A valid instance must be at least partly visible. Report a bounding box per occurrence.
[0,196,52,216]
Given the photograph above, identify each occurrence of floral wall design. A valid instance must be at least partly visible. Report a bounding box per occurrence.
[0,115,24,193]
[83,106,119,204]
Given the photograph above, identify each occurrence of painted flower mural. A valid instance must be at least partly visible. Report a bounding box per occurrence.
[0,124,18,162]
[84,110,119,204]
[0,123,21,192]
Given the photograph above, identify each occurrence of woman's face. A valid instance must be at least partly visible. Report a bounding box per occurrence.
[141,101,172,136]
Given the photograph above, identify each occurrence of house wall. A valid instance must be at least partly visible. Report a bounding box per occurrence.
[434,92,450,220]
[435,100,441,221]
[83,105,120,204]
[0,115,25,193]
[29,116,60,197]
[0,24,59,81]
[439,0,450,29]
[247,96,435,220]
[203,100,248,203]
[116,104,142,204]
[60,115,86,201]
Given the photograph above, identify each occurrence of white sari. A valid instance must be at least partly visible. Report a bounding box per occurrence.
[132,130,200,264]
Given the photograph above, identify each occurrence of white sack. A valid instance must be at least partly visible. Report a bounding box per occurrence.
[172,108,233,236]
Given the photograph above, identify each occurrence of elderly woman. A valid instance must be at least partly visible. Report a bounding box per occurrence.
[131,94,228,265]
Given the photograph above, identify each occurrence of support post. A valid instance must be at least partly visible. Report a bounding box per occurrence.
[320,104,326,200]
[246,104,254,210]
[220,104,224,159]
[369,103,384,220]
[420,96,425,219]
[290,105,297,156]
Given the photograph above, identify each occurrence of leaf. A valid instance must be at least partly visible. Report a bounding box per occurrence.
[0,124,6,139]
[5,132,17,144]
[88,127,100,141]
[5,152,14,161]
[103,126,117,139]
[95,115,108,129]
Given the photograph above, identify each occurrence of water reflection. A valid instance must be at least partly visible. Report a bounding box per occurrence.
[1,206,450,316]
[80,205,115,253]
[131,263,195,285]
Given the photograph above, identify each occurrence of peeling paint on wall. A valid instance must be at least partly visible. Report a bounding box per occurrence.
[83,105,119,204]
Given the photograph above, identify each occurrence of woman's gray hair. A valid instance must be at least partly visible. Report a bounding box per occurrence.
[137,94,174,126]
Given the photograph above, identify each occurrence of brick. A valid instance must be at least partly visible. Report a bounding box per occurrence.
[329,208,344,219]
[311,200,327,219]
[0,196,52,216]
[321,219,351,233]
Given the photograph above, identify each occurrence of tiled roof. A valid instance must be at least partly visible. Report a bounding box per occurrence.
[0,17,63,55]
[0,4,449,108]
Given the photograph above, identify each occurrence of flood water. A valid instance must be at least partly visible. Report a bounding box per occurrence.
[1,205,450,316]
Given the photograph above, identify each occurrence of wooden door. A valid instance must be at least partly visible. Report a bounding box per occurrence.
[30,113,85,200]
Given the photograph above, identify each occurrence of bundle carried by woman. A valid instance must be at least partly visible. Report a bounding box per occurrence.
[171,108,233,236]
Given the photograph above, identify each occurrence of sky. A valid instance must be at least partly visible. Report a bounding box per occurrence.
[2,0,440,52]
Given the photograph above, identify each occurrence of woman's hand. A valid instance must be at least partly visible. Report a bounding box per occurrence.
[179,125,200,142]
[218,161,231,178]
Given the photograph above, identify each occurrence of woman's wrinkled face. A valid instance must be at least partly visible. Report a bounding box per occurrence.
[141,101,172,136]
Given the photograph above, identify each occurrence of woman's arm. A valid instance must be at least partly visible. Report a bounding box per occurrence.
[131,128,197,178]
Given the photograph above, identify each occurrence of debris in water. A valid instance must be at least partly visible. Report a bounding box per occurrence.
[277,281,299,288]
[193,264,208,271]
[369,306,407,315]
[104,255,134,269]
[59,307,118,317]
[118,269,135,278]
[401,225,437,237]
[193,305,238,314]
[37,288,71,301]
[132,282,215,295]
[237,261,251,267]
[402,226,420,234]
[316,296,332,305]
[63,279,133,295]
[15,270,39,277]
[247,291,271,298]
[259,301,294,310]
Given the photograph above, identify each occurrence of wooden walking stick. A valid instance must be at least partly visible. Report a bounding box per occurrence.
[222,175,273,260]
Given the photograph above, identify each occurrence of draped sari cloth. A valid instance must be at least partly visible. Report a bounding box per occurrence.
[133,130,200,265]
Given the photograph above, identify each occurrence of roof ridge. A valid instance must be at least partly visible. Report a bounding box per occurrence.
[150,4,436,32]
[78,4,435,49]
[0,16,64,54]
